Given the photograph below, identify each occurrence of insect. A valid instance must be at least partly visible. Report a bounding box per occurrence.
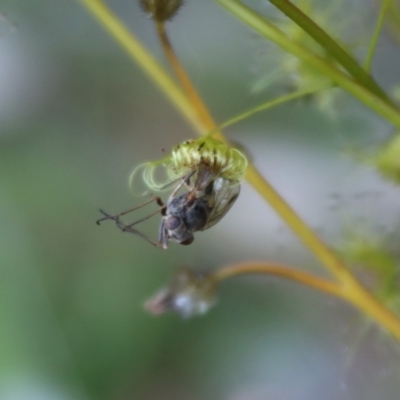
[97,161,240,249]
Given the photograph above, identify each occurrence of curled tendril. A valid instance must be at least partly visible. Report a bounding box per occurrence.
[129,137,248,195]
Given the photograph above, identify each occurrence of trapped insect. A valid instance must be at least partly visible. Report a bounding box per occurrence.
[97,137,247,249]
[97,161,240,248]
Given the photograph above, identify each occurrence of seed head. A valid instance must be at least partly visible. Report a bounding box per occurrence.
[144,267,217,318]
[139,0,184,22]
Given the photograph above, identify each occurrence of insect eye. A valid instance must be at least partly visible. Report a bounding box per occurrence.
[180,237,194,245]
[165,216,181,230]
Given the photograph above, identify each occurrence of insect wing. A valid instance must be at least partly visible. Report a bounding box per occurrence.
[191,162,218,193]
[202,179,240,230]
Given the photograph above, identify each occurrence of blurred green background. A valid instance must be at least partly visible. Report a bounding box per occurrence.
[1,1,400,399]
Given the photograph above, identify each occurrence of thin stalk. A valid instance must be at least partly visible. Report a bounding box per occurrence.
[364,0,393,72]
[385,0,400,45]
[266,0,395,107]
[216,83,332,132]
[155,21,219,131]
[213,262,344,298]
[215,0,400,129]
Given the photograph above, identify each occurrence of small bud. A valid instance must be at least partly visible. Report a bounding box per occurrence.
[139,0,184,22]
[144,267,217,318]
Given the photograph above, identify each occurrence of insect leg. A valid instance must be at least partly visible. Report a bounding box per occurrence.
[123,205,166,229]
[96,196,164,225]
[169,170,196,198]
[118,222,165,248]
[103,209,165,248]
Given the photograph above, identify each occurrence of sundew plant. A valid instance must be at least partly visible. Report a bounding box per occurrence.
[75,0,400,397]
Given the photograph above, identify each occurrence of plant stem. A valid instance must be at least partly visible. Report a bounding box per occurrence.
[342,281,400,339]
[242,166,354,282]
[215,0,400,129]
[213,262,344,298]
[364,0,393,72]
[266,0,395,107]
[385,0,400,45]
[216,83,332,131]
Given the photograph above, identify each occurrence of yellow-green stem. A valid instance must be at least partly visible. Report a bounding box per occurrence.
[216,83,332,131]
[385,0,400,45]
[342,283,400,339]
[364,0,393,72]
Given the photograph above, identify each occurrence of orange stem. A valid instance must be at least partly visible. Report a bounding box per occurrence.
[213,262,344,298]
[156,21,218,131]
[214,262,400,339]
